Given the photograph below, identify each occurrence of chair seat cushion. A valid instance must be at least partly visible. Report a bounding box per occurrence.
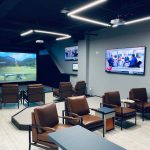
[115,107,136,117]
[53,124,72,130]
[82,114,103,126]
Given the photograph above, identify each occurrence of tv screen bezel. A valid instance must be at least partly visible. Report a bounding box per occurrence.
[65,46,78,61]
[0,51,37,84]
[72,63,78,71]
[105,46,146,76]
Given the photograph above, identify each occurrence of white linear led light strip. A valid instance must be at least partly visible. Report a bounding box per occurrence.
[70,15,110,27]
[67,0,111,27]
[125,16,150,25]
[20,30,34,36]
[20,29,71,41]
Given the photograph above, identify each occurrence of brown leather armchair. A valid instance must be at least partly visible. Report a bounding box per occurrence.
[24,84,45,106]
[53,82,73,100]
[63,95,104,137]
[74,81,86,96]
[29,103,72,150]
[1,84,20,108]
[102,91,136,130]
[129,88,150,121]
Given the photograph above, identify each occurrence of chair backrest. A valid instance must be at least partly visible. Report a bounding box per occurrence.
[59,82,73,99]
[2,84,19,103]
[27,84,44,102]
[34,103,59,133]
[129,88,147,102]
[103,91,121,107]
[75,81,86,96]
[66,96,90,115]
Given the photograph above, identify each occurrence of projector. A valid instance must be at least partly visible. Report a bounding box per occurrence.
[110,19,125,27]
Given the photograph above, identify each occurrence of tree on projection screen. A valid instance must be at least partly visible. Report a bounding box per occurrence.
[105,46,146,75]
[0,52,36,83]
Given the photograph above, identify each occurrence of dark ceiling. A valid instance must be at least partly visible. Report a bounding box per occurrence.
[0,0,150,49]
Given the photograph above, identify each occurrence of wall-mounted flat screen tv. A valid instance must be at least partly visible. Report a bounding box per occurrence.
[0,52,37,83]
[65,46,78,61]
[105,46,146,75]
[72,63,78,71]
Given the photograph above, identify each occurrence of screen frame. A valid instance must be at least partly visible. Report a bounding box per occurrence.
[72,63,78,71]
[0,51,37,84]
[65,46,78,61]
[105,46,146,76]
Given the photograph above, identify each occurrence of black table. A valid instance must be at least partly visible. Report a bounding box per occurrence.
[48,125,126,150]
[19,85,52,93]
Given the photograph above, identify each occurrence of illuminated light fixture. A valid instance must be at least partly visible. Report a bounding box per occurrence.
[68,0,107,16]
[112,24,118,28]
[71,15,111,27]
[125,16,150,25]
[34,30,69,37]
[35,40,44,43]
[67,0,110,27]
[20,30,33,36]
[34,30,71,41]
[20,29,71,41]
[56,35,71,41]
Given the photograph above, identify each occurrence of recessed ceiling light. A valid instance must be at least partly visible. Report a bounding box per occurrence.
[35,40,44,43]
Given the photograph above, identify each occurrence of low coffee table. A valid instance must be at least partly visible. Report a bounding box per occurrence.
[95,107,115,133]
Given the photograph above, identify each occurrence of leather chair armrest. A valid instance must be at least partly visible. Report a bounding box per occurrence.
[42,127,55,132]
[89,108,100,112]
[62,110,83,124]
[133,98,142,102]
[59,116,82,122]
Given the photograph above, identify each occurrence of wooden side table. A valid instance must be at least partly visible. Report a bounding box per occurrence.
[95,107,115,133]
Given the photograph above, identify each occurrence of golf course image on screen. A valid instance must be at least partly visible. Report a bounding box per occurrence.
[0,52,36,83]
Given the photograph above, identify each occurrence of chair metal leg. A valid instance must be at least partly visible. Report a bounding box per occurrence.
[62,110,65,124]
[142,111,145,121]
[29,125,31,150]
[121,119,123,130]
[103,126,105,137]
[135,114,137,125]
[29,143,31,150]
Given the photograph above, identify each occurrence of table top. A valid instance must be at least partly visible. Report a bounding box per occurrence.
[96,107,115,114]
[48,125,126,150]
[19,85,52,93]
[121,99,135,103]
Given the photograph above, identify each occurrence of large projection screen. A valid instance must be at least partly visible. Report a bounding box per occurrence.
[0,52,37,83]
